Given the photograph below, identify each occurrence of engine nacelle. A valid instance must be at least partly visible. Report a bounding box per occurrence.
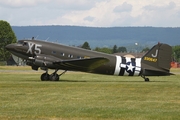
[27,54,60,70]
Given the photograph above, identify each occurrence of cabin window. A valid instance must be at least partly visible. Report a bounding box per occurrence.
[52,51,56,54]
[61,53,65,56]
[77,56,82,59]
[18,41,24,45]
[68,54,73,58]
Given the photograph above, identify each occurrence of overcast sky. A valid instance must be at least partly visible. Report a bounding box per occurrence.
[1,0,180,27]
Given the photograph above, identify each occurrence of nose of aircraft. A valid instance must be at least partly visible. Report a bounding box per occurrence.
[5,44,14,51]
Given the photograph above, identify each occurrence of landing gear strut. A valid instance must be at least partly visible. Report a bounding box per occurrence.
[49,69,59,81]
[141,75,150,82]
[40,69,67,81]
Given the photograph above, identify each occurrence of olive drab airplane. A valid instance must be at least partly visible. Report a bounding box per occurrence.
[6,39,173,82]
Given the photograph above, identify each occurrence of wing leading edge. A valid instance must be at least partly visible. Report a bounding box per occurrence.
[54,57,109,72]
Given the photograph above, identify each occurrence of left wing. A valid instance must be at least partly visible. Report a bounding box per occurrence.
[54,57,109,71]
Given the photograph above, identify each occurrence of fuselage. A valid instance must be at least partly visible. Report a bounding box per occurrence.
[6,39,173,81]
[6,39,142,76]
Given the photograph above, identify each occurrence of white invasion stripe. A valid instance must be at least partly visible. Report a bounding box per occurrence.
[135,67,141,71]
[114,56,121,75]
[134,67,141,75]
[135,58,141,68]
[134,58,142,76]
[126,57,131,62]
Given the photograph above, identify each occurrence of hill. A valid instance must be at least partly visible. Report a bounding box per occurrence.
[12,26,180,49]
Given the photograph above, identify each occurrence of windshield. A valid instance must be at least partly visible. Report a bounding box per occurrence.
[17,41,28,46]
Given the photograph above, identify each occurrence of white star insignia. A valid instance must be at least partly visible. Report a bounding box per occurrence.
[127,62,135,72]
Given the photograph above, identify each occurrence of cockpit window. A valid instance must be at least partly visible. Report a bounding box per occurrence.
[17,41,28,46]
[23,42,28,46]
[18,41,24,44]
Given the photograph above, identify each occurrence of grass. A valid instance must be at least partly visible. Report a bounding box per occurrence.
[0,66,180,120]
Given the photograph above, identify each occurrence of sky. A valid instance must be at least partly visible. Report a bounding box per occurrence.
[1,0,180,27]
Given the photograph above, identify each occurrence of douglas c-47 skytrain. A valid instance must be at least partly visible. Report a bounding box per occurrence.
[6,39,173,82]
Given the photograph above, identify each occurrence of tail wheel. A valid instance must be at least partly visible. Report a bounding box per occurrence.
[145,78,149,82]
[141,74,150,82]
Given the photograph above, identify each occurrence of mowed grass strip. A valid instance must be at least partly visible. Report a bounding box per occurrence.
[0,66,180,120]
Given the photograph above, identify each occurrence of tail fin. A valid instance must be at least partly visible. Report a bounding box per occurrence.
[141,43,172,76]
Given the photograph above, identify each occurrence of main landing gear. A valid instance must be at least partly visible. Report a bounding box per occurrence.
[41,69,67,81]
[141,75,150,82]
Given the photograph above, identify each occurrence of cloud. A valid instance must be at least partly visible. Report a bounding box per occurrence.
[1,0,180,27]
[143,1,176,11]
[84,16,95,22]
[135,1,180,27]
[0,0,96,10]
[54,0,96,11]
[0,0,50,8]
[113,2,132,13]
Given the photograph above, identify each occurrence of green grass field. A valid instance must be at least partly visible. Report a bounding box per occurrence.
[0,66,180,120]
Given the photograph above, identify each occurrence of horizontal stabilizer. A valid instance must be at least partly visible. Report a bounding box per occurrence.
[54,57,109,71]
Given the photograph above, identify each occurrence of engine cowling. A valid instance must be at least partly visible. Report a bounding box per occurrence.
[27,54,60,70]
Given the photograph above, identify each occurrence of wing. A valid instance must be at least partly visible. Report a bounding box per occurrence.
[54,57,109,71]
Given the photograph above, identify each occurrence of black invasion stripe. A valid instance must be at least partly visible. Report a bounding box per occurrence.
[119,57,126,76]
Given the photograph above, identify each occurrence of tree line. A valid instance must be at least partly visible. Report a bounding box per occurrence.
[81,41,151,54]
[81,41,127,54]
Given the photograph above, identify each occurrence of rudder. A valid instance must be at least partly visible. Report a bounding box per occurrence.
[141,43,172,75]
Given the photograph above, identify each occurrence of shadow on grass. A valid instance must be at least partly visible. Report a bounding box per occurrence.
[51,79,168,83]
[18,78,169,83]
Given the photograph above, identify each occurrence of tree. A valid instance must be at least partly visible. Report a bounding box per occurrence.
[0,20,17,62]
[173,45,180,62]
[112,45,118,53]
[81,41,91,50]
[141,47,150,53]
[94,47,112,54]
[118,46,127,53]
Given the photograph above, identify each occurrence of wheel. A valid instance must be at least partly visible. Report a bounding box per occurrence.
[41,73,50,81]
[49,73,59,81]
[145,78,149,82]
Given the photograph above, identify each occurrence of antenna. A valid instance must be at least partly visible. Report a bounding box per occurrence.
[35,35,39,39]
[45,37,49,41]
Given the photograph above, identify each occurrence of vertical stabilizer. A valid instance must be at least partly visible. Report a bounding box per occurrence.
[141,43,172,76]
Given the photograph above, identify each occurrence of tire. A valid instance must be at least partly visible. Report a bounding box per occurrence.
[49,74,59,81]
[145,78,149,82]
[41,73,50,81]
